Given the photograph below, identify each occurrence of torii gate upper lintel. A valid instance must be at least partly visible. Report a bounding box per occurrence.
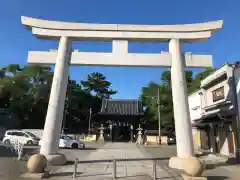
[21,16,223,169]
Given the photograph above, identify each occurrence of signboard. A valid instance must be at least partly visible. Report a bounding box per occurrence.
[212,86,225,102]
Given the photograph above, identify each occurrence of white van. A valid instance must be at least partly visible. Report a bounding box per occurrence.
[2,130,40,145]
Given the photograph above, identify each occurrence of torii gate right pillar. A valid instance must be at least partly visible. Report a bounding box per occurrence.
[169,39,194,169]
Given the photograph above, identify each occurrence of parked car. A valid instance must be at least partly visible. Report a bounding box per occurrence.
[2,130,40,145]
[39,134,86,149]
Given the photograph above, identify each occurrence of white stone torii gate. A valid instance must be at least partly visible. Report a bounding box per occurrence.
[21,16,223,168]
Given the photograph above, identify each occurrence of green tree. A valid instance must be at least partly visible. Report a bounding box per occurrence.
[63,79,95,132]
[140,81,174,130]
[0,65,54,128]
[140,82,160,122]
[140,68,216,132]
[81,72,117,99]
[0,64,116,132]
[188,67,215,94]
[160,70,193,89]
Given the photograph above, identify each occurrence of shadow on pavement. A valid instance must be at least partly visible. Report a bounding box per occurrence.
[207,176,229,180]
[64,161,75,165]
[0,145,16,157]
[120,175,152,179]
[80,173,112,177]
[60,147,97,150]
[50,171,83,177]
[82,147,97,150]
[225,157,238,165]
[1,144,40,158]
[204,157,238,170]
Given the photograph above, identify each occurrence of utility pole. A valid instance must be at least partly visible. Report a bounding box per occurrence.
[157,87,161,145]
[88,108,92,135]
[61,102,68,134]
[61,97,68,134]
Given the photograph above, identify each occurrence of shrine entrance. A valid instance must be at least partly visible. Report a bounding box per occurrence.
[21,16,223,168]
[112,124,130,142]
[99,99,143,142]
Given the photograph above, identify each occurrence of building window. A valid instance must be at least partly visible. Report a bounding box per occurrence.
[212,86,225,102]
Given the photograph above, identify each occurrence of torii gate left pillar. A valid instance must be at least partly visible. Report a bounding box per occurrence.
[39,36,71,164]
[21,16,223,167]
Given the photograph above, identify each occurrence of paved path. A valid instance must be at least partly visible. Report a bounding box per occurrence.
[2,142,240,179]
[52,143,182,180]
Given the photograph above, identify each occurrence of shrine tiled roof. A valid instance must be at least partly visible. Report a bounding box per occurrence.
[99,99,144,116]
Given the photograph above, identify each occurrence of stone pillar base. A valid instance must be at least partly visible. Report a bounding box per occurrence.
[169,156,184,170]
[45,153,66,166]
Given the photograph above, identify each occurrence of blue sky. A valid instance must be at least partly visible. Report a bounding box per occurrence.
[0,0,240,99]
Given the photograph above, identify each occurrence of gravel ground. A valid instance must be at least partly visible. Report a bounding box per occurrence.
[143,145,240,180]
[47,143,182,180]
[1,142,240,180]
[0,143,180,180]
[0,157,26,180]
[0,141,106,180]
[0,144,28,180]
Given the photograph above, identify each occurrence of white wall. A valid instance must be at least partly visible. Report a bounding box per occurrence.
[234,65,240,118]
[188,91,202,122]
[203,79,230,108]
[201,64,228,87]
[201,65,236,110]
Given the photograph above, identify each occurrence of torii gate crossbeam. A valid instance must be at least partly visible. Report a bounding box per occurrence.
[28,51,212,68]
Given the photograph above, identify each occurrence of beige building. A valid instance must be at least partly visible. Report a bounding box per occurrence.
[189,62,240,156]
[188,91,204,150]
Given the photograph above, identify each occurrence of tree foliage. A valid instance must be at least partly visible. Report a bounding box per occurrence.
[0,64,116,132]
[140,68,216,131]
[188,68,216,94]
[0,62,215,133]
[81,72,117,99]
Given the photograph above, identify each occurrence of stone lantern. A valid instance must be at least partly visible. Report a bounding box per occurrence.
[98,124,105,142]
[136,124,143,145]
